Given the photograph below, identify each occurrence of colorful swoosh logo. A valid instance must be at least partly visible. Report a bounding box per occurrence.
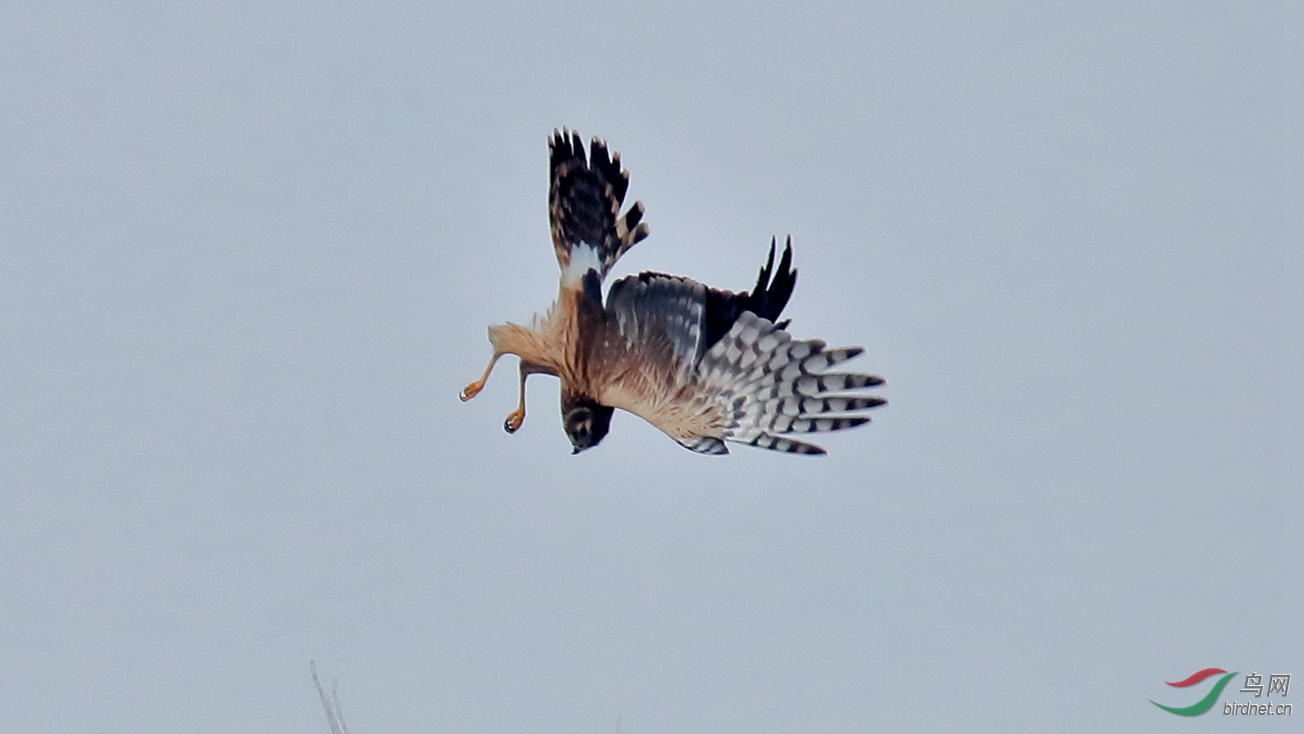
[1166,667,1227,687]
[1151,669,1239,716]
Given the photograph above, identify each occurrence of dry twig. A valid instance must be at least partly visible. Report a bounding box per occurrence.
[310,660,350,734]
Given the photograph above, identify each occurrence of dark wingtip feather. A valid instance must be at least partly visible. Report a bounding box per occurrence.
[778,236,794,273]
[772,237,797,310]
[753,237,777,295]
[744,236,798,324]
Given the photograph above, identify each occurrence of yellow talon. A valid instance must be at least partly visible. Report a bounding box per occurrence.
[462,353,503,403]
[460,381,484,402]
[504,408,525,434]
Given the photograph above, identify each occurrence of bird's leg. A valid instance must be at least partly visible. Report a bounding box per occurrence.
[459,352,502,402]
[503,361,542,434]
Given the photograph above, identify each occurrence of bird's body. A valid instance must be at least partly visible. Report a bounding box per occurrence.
[460,130,885,455]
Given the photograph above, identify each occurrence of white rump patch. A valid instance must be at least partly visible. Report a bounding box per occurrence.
[561,242,604,286]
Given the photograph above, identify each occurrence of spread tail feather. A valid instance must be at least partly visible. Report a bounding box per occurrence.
[549,129,649,284]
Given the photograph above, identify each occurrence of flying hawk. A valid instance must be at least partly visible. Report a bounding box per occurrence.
[459,130,885,455]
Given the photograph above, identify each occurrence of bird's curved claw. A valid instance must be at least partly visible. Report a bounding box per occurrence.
[503,409,525,434]
[460,382,482,402]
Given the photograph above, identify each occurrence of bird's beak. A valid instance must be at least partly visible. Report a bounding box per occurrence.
[571,446,582,455]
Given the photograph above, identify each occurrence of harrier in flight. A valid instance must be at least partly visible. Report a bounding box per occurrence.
[459,130,885,455]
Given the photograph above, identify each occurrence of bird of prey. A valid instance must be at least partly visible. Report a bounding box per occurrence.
[459,130,885,455]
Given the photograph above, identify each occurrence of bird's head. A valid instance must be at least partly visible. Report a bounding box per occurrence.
[561,394,613,454]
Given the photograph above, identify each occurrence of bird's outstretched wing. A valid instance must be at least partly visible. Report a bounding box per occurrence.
[592,244,884,455]
[548,129,648,282]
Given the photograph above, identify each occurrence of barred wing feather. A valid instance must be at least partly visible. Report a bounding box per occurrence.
[597,292,885,455]
[694,312,885,454]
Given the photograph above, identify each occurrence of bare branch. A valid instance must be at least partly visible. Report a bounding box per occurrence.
[310,660,350,734]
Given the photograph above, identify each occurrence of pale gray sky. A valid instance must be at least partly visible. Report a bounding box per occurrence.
[1,2,1295,732]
